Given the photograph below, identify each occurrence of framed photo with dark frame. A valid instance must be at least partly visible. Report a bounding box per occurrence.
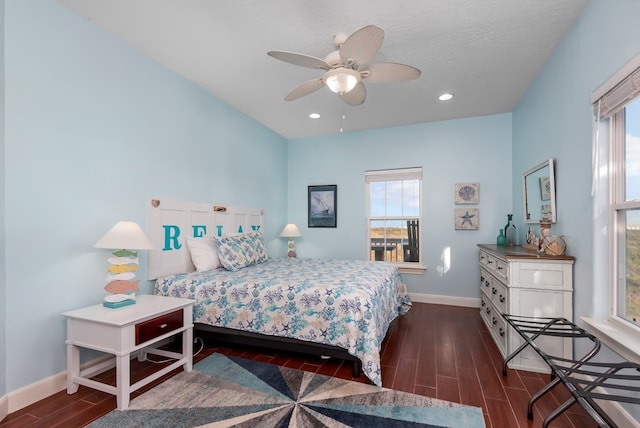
[308,185,337,228]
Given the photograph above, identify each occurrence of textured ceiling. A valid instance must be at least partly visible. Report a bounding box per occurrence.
[58,0,588,139]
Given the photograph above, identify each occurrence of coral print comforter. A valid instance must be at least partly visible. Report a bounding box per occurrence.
[154,257,411,386]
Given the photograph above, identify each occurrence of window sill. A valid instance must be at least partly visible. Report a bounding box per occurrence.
[582,316,640,364]
[397,265,426,275]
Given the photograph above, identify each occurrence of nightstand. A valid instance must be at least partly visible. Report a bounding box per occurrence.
[62,294,195,410]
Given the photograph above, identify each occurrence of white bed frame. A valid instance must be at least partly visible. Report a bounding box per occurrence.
[146,199,264,280]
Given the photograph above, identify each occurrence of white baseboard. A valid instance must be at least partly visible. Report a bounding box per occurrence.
[7,370,67,413]
[5,341,174,414]
[0,394,8,423]
[409,292,480,308]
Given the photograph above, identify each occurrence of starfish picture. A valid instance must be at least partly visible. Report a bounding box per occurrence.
[455,208,479,230]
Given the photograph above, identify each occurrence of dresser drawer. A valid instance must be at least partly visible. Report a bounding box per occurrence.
[491,280,508,314]
[135,309,183,345]
[480,292,491,321]
[494,259,508,281]
[480,268,492,294]
[490,312,507,353]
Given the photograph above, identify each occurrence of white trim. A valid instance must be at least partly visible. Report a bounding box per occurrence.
[582,317,640,365]
[5,353,113,413]
[409,292,480,308]
[591,51,640,103]
[364,167,422,182]
[0,395,8,423]
[7,371,67,413]
[398,265,426,275]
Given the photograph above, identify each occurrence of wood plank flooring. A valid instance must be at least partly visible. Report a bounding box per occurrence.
[0,302,597,427]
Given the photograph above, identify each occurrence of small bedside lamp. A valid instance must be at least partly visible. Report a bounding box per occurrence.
[94,221,154,307]
[280,223,301,258]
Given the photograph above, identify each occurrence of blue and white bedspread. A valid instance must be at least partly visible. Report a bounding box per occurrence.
[154,257,411,386]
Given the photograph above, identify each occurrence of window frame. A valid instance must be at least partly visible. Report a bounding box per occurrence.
[365,167,425,274]
[583,53,640,364]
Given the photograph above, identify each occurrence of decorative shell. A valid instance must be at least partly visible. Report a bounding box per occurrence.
[544,235,566,256]
[457,185,476,202]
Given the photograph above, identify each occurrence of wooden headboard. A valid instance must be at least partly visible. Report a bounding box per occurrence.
[146,199,264,279]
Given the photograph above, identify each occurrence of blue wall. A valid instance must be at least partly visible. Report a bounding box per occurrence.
[4,0,640,410]
[288,114,512,299]
[513,0,640,329]
[3,0,287,392]
[0,0,6,400]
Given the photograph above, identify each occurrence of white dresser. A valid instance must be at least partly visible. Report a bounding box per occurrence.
[477,244,575,373]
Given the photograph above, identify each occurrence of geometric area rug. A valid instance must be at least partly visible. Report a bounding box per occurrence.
[87,353,485,427]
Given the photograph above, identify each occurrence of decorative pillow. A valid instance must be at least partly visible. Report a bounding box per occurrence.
[186,237,221,272]
[214,230,268,271]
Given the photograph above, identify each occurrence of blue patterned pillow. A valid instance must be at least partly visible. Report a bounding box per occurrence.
[214,231,268,271]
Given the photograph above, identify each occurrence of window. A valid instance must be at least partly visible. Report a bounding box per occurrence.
[611,98,640,326]
[585,54,640,362]
[365,168,423,271]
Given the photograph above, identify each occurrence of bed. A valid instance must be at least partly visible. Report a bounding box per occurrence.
[147,200,411,387]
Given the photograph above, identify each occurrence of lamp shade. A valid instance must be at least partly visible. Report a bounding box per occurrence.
[323,68,359,94]
[279,223,301,238]
[93,221,154,250]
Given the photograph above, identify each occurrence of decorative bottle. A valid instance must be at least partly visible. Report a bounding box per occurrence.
[496,229,507,246]
[504,214,517,246]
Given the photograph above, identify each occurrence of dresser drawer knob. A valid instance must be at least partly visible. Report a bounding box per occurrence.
[160,324,168,329]
[497,266,503,271]
[492,317,497,325]
[492,287,497,295]
[499,328,505,337]
[485,307,491,314]
[499,295,505,303]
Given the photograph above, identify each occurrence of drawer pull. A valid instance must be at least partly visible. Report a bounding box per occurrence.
[481,300,486,307]
[492,287,497,295]
[488,260,493,264]
[499,328,505,337]
[492,316,497,325]
[497,266,503,271]
[485,307,491,314]
[160,324,168,329]
[484,280,490,287]
[499,295,505,303]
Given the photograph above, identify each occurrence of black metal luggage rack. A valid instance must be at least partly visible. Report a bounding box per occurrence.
[501,314,640,428]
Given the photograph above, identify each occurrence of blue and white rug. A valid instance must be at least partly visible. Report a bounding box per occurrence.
[88,353,484,427]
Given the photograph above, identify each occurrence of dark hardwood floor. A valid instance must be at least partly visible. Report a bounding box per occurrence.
[0,302,597,427]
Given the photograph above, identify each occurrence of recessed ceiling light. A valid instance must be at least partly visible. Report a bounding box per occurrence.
[438,93,454,101]
[309,113,320,119]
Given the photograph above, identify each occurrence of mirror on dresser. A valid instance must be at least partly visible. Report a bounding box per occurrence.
[523,159,556,224]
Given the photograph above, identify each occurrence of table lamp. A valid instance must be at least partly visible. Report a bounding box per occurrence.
[94,221,154,307]
[280,223,301,258]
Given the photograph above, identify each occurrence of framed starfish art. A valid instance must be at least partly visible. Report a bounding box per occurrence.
[455,208,479,230]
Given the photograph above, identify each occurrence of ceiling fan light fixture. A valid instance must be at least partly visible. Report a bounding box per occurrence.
[323,68,359,95]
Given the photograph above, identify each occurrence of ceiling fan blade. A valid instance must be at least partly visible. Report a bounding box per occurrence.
[363,62,422,82]
[267,51,329,70]
[340,81,366,106]
[339,25,384,66]
[284,79,325,101]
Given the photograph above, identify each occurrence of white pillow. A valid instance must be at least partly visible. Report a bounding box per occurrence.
[186,238,221,272]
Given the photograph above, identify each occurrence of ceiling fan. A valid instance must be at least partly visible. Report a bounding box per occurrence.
[267,25,421,106]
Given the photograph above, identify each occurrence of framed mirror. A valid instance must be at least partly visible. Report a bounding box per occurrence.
[523,159,556,224]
